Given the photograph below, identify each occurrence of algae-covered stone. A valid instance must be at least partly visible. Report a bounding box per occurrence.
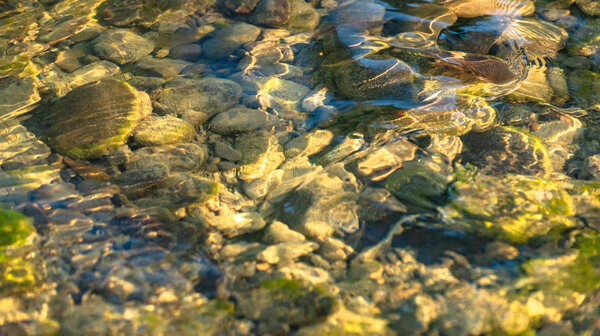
[567,70,600,110]
[155,78,242,115]
[93,29,154,65]
[202,23,261,59]
[133,115,195,146]
[444,172,575,243]
[297,309,394,336]
[35,79,151,159]
[568,18,600,57]
[285,0,320,31]
[235,278,337,328]
[0,209,33,248]
[385,155,453,212]
[209,108,273,135]
[517,232,600,320]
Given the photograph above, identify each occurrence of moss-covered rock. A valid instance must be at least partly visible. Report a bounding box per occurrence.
[33,79,152,159]
[444,172,575,243]
[568,70,600,110]
[384,155,453,212]
[235,278,338,330]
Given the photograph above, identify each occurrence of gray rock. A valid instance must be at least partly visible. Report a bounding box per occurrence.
[133,115,195,146]
[250,0,291,28]
[214,141,243,161]
[223,0,260,14]
[330,1,385,30]
[580,154,600,179]
[155,78,242,115]
[263,221,306,244]
[93,29,154,65]
[111,164,169,197]
[208,212,266,237]
[209,108,273,135]
[285,0,320,31]
[139,173,218,207]
[127,143,207,172]
[169,43,202,61]
[236,131,285,181]
[66,61,121,90]
[202,23,261,59]
[180,110,209,126]
[132,56,193,79]
[0,77,39,119]
[127,75,166,92]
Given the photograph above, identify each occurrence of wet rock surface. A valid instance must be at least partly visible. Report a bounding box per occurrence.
[1,0,600,334]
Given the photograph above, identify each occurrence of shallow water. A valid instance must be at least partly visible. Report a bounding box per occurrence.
[0,0,600,334]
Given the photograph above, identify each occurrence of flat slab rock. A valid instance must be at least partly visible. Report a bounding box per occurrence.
[34,79,151,159]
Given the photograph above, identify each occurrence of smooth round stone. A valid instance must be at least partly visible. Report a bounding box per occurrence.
[133,115,195,146]
[127,143,207,172]
[169,44,202,61]
[213,141,243,162]
[209,108,273,135]
[202,23,261,59]
[145,173,219,207]
[110,164,169,197]
[263,221,306,244]
[154,78,243,115]
[132,56,193,79]
[329,1,386,30]
[285,0,320,31]
[250,0,291,28]
[35,80,151,159]
[93,29,154,65]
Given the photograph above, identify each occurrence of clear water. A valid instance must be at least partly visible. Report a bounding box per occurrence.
[0,0,600,334]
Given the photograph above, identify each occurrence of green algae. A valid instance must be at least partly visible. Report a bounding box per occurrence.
[0,209,36,294]
[444,173,575,243]
[0,209,34,248]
